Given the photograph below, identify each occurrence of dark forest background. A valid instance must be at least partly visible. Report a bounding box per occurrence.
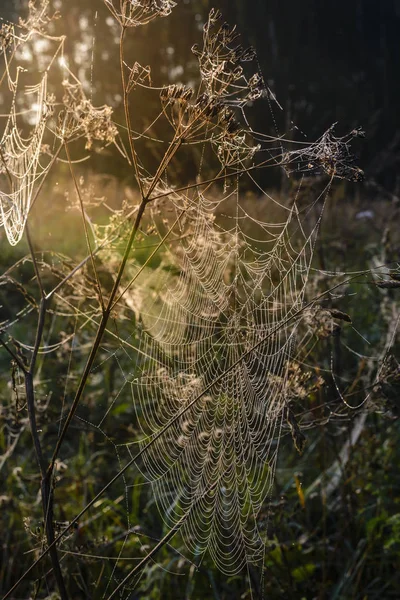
[4,0,400,191]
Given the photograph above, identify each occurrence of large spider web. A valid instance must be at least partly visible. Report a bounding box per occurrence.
[126,188,317,574]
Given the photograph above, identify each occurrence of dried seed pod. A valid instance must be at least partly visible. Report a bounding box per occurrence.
[329,309,352,323]
[285,407,306,455]
[376,280,400,289]
[241,46,257,61]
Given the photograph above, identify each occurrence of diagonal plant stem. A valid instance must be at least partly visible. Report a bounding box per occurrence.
[23,277,68,598]
[120,26,144,198]
[47,196,148,477]
[47,32,208,476]
[111,208,186,309]
[64,140,105,313]
[0,335,26,371]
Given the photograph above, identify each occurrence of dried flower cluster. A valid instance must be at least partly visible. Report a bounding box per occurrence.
[192,9,261,104]
[304,305,344,339]
[19,0,57,36]
[157,10,262,168]
[0,23,14,52]
[104,0,176,28]
[58,80,118,149]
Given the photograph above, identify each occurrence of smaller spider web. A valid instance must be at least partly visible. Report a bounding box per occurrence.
[0,72,49,245]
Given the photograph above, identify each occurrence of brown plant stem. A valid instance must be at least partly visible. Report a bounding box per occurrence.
[64,141,105,313]
[47,196,148,477]
[47,23,199,476]
[24,298,69,600]
[120,26,143,198]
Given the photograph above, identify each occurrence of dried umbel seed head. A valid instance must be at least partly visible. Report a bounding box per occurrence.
[160,84,194,104]
[58,81,118,149]
[304,305,342,339]
[0,23,13,51]
[193,10,264,125]
[104,0,176,28]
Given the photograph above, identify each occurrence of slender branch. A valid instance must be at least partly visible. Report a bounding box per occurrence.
[120,26,143,197]
[25,223,45,300]
[144,136,183,200]
[46,49,200,474]
[25,369,68,600]
[0,335,27,372]
[47,95,195,477]
[111,208,186,309]
[22,257,68,599]
[47,198,148,476]
[64,140,105,313]
[29,297,47,373]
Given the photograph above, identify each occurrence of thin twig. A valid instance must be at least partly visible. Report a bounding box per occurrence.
[111,208,186,309]
[64,140,105,313]
[120,26,144,198]
[25,223,45,300]
[47,197,148,476]
[0,335,27,372]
